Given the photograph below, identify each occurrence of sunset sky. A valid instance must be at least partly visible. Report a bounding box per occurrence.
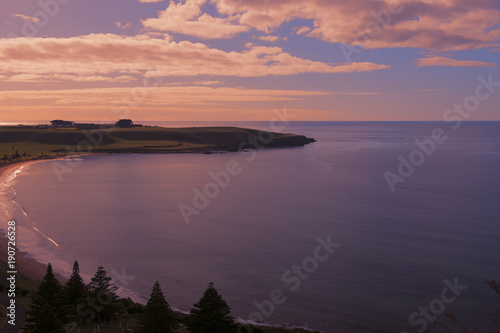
[1,0,499,122]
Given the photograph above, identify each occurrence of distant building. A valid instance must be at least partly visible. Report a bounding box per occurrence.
[50,120,74,127]
[115,119,134,128]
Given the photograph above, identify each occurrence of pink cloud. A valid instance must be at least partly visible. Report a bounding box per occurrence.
[115,21,132,29]
[139,0,500,50]
[255,35,287,42]
[142,0,249,39]
[213,0,500,50]
[0,86,389,121]
[166,80,221,86]
[0,34,389,82]
[415,55,496,67]
[0,86,330,107]
[6,73,135,83]
[295,26,312,36]
[193,80,222,85]
[10,14,40,23]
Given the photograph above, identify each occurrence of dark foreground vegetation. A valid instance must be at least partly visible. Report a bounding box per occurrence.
[0,262,318,333]
[1,261,499,332]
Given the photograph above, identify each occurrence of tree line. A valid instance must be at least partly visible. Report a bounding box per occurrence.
[24,261,499,333]
[24,261,237,333]
[2,150,29,161]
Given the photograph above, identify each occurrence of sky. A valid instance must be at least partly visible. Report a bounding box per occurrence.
[0,0,499,122]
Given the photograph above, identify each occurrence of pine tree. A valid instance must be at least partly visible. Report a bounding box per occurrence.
[32,303,65,333]
[87,265,118,322]
[66,260,87,317]
[88,266,117,297]
[187,282,234,333]
[24,263,67,331]
[138,281,175,333]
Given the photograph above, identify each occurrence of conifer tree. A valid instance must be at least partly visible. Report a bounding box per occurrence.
[87,265,118,322]
[138,281,175,333]
[88,265,117,298]
[66,260,86,304]
[32,303,65,333]
[65,260,87,320]
[187,282,234,333]
[24,263,67,331]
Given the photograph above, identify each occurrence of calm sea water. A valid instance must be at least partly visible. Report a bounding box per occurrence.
[2,122,500,332]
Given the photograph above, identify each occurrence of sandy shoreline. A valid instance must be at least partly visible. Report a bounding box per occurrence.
[0,232,66,283]
[0,156,91,283]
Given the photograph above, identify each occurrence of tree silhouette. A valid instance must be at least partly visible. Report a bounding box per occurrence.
[65,260,87,318]
[11,149,20,159]
[187,282,234,333]
[138,281,175,333]
[88,265,117,298]
[32,303,65,333]
[87,265,118,322]
[24,263,67,331]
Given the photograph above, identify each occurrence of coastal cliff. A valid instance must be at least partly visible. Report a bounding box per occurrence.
[0,126,316,157]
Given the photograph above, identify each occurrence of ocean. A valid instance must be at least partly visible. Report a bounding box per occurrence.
[1,121,500,332]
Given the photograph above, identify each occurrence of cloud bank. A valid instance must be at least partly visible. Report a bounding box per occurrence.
[0,34,389,82]
[143,0,500,51]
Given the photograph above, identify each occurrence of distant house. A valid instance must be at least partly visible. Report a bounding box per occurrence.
[50,120,74,127]
[115,119,134,128]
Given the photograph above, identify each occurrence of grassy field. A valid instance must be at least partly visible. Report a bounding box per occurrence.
[0,126,315,166]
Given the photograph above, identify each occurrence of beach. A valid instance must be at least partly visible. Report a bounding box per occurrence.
[0,233,66,283]
[0,159,67,283]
